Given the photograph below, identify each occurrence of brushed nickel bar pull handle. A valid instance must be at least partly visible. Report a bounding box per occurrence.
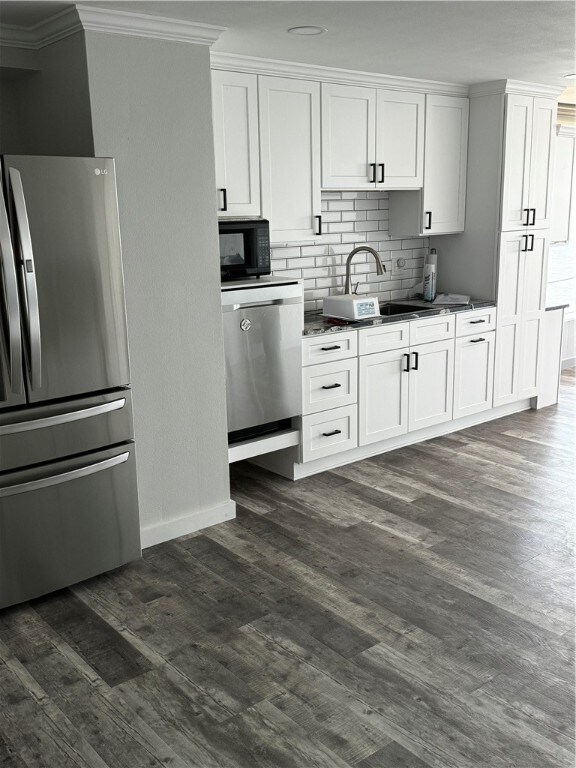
[0,169,23,396]
[0,452,130,498]
[0,398,126,436]
[9,167,42,391]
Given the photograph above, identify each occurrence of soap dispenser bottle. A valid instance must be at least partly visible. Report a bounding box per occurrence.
[423,248,437,302]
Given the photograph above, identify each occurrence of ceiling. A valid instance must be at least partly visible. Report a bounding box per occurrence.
[1,1,574,91]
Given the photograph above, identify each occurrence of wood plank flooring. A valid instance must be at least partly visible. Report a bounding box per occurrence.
[1,371,574,767]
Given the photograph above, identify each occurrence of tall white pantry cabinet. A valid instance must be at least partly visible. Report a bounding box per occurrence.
[431,80,560,408]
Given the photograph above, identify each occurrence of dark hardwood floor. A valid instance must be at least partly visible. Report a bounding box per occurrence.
[1,371,574,767]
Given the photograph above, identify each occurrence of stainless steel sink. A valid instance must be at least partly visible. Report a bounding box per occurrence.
[379,302,433,316]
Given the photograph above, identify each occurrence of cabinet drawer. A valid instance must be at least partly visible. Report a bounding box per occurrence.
[302,331,357,366]
[301,405,357,462]
[303,359,358,415]
[410,314,455,345]
[358,322,410,355]
[456,307,497,337]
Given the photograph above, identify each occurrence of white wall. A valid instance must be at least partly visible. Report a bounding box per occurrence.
[83,32,233,545]
[0,33,94,156]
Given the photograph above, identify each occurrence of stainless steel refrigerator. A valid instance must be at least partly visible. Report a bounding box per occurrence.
[0,155,141,610]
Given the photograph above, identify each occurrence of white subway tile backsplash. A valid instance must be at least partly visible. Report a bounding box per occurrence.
[288,257,315,269]
[327,200,355,211]
[354,199,380,210]
[270,191,424,302]
[341,210,367,222]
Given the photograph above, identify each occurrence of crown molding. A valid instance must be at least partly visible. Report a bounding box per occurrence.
[557,123,576,136]
[469,79,563,99]
[0,5,226,50]
[210,52,469,97]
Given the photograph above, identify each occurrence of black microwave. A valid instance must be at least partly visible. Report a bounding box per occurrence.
[219,218,271,281]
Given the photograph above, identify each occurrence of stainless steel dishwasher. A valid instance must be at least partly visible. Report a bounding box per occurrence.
[221,279,303,442]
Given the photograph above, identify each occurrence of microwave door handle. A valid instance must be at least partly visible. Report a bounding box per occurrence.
[0,171,24,395]
[9,167,42,391]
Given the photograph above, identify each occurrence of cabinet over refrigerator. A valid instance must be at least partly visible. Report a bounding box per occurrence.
[0,155,141,610]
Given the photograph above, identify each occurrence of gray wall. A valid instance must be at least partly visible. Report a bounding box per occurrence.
[83,32,231,533]
[0,33,94,156]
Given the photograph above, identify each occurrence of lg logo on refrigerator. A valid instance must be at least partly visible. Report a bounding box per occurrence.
[94,169,109,176]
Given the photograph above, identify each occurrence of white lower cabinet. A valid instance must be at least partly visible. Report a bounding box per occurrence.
[302,358,357,415]
[493,230,548,406]
[407,340,455,432]
[359,348,409,444]
[358,338,454,446]
[453,332,496,419]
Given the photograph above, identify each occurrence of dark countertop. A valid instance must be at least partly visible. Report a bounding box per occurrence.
[303,299,496,336]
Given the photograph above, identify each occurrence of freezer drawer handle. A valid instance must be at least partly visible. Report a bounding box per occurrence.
[0,398,126,436]
[8,167,42,391]
[0,169,24,396]
[0,451,130,498]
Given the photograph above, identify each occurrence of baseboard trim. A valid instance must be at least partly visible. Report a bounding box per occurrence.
[140,499,236,549]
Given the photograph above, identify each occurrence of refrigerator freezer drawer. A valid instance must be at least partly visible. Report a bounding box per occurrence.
[0,389,134,472]
[0,443,141,609]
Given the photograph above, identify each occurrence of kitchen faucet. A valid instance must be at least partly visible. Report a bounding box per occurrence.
[344,246,386,295]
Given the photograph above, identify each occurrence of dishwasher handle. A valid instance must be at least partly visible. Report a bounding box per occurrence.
[222,297,302,312]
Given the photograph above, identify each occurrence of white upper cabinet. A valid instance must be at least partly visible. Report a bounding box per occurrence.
[388,94,469,236]
[551,126,576,243]
[212,70,260,217]
[259,76,322,242]
[376,90,425,189]
[321,83,376,189]
[421,95,469,234]
[500,94,556,231]
[321,83,424,189]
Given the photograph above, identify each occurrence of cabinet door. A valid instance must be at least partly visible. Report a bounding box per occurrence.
[528,98,556,229]
[260,76,321,242]
[376,90,424,189]
[212,70,260,217]
[493,232,524,406]
[359,348,409,445]
[518,231,548,398]
[453,332,495,419]
[501,94,533,231]
[408,339,454,431]
[321,83,376,189]
[422,95,469,234]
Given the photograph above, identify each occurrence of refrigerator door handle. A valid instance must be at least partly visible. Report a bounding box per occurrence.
[0,451,130,498]
[0,171,24,395]
[0,397,126,436]
[8,167,42,391]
